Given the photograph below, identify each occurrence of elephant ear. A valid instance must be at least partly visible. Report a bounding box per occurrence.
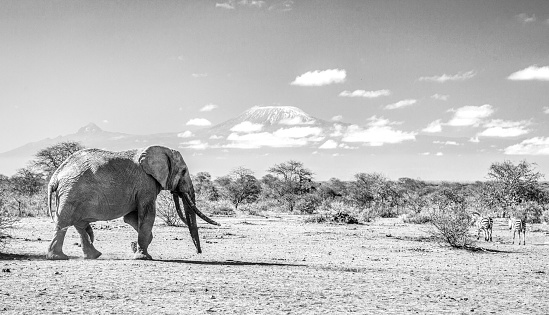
[138,146,175,190]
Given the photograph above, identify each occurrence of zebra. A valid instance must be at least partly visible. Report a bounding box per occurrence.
[508,217,526,245]
[472,212,493,242]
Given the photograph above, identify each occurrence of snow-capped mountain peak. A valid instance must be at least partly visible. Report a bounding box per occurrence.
[239,106,316,125]
[77,123,103,134]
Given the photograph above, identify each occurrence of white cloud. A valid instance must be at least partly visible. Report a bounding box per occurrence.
[419,70,476,83]
[209,135,223,139]
[290,69,346,86]
[516,13,536,23]
[330,124,344,137]
[366,116,399,127]
[504,137,549,155]
[177,131,194,138]
[508,65,549,81]
[447,104,494,127]
[339,89,391,98]
[319,140,338,149]
[224,127,323,149]
[279,116,315,125]
[230,121,264,133]
[384,99,417,110]
[544,107,549,114]
[239,0,266,8]
[273,126,322,139]
[268,0,294,12]
[331,115,343,122]
[339,143,358,149]
[478,119,531,137]
[186,118,212,126]
[215,1,235,9]
[431,94,449,101]
[225,132,305,149]
[422,120,442,133]
[421,152,430,155]
[435,152,444,156]
[200,104,218,112]
[342,120,416,146]
[102,120,109,123]
[180,140,209,150]
[433,141,460,146]
[192,73,208,78]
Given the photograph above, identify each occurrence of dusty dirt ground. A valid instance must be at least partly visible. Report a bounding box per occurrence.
[1,214,548,314]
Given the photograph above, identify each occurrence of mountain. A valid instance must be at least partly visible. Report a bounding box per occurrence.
[0,106,478,180]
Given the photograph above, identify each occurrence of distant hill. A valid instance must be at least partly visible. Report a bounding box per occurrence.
[0,105,486,181]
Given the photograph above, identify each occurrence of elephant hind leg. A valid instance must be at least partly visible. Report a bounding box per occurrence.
[75,222,102,259]
[46,225,70,260]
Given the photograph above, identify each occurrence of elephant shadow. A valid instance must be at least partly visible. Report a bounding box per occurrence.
[157,259,306,267]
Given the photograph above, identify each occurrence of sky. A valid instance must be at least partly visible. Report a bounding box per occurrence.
[1,0,548,181]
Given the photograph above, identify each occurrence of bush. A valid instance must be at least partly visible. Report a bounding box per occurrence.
[512,202,546,224]
[402,211,431,224]
[156,191,183,226]
[250,199,286,213]
[197,199,236,216]
[294,194,321,214]
[542,209,549,224]
[304,200,361,224]
[428,205,474,248]
[0,211,18,250]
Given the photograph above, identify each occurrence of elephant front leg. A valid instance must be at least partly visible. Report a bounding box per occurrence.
[46,226,69,260]
[123,211,153,257]
[76,223,102,259]
[134,205,156,260]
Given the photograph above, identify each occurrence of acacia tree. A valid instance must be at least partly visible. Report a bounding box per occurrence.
[263,161,314,212]
[192,172,219,201]
[31,141,85,177]
[486,160,545,215]
[216,167,261,210]
[8,167,46,216]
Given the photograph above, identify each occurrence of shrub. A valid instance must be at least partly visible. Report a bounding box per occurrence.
[251,199,286,213]
[402,211,431,224]
[304,200,361,224]
[428,206,474,248]
[541,209,549,224]
[512,202,546,224]
[238,203,263,216]
[0,211,18,250]
[197,199,236,216]
[156,191,183,226]
[294,194,321,214]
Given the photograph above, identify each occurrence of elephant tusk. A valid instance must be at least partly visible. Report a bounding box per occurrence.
[182,192,221,226]
[172,193,189,226]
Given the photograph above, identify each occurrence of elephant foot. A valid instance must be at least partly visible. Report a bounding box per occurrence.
[46,252,69,260]
[133,252,152,260]
[83,249,102,260]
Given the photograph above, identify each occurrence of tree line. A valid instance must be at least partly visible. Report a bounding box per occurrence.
[1,141,548,229]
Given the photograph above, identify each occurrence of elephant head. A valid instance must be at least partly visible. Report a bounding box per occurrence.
[138,146,219,254]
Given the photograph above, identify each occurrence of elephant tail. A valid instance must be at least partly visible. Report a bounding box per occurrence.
[48,178,59,222]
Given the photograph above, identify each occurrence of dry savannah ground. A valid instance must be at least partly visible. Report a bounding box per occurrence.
[1,214,549,314]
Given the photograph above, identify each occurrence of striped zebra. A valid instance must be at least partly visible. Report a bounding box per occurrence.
[472,212,493,242]
[508,217,526,245]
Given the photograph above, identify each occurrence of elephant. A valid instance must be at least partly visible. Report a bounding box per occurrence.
[46,145,219,260]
